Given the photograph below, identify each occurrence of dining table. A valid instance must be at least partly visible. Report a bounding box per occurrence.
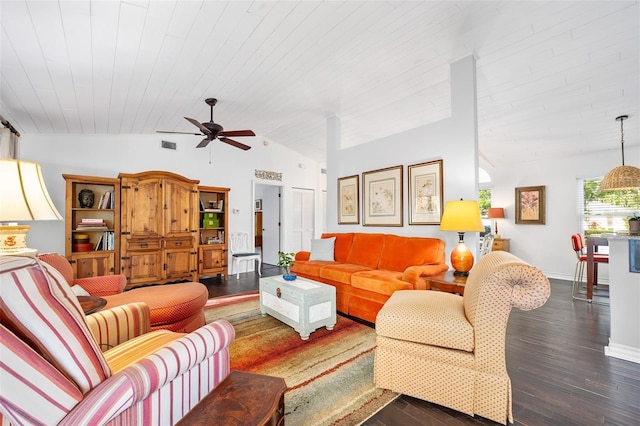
[586,235,609,301]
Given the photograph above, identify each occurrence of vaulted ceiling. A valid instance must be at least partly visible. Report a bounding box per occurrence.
[1,1,638,169]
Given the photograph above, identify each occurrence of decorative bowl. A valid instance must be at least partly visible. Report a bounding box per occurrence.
[73,243,94,252]
[283,274,297,281]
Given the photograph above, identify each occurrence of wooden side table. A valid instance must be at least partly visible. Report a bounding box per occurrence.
[426,271,467,295]
[77,295,107,314]
[177,370,286,426]
[492,238,510,252]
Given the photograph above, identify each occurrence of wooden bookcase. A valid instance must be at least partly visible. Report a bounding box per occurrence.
[197,186,229,279]
[63,174,120,278]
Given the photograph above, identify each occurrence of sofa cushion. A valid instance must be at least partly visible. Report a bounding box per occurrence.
[321,233,354,262]
[309,237,336,261]
[346,233,385,268]
[351,270,413,296]
[376,290,474,352]
[0,256,111,394]
[378,235,446,272]
[319,263,373,285]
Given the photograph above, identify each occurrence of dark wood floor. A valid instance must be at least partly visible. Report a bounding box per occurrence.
[200,268,640,426]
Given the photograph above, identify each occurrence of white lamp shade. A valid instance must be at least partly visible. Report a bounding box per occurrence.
[0,159,62,221]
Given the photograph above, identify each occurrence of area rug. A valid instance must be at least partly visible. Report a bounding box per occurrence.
[204,294,398,426]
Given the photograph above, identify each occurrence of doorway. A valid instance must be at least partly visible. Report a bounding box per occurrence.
[254,183,282,266]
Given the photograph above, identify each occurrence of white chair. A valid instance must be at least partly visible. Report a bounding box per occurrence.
[479,233,495,257]
[229,232,262,279]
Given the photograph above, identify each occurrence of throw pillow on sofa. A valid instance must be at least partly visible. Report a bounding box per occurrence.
[309,237,336,261]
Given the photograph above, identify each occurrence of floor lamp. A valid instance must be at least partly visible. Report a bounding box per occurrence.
[0,159,63,256]
[440,199,485,276]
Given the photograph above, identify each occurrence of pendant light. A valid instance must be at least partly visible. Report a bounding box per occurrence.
[600,115,640,191]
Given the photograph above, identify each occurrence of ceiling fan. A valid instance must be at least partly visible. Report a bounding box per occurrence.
[157,98,255,150]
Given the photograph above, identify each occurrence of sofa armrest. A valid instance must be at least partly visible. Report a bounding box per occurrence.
[295,251,311,261]
[59,320,236,426]
[402,264,449,288]
[73,274,127,296]
[86,302,151,351]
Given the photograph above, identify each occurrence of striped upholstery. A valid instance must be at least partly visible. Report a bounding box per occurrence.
[1,256,111,393]
[0,324,84,426]
[1,255,236,425]
[375,251,550,425]
[86,302,151,351]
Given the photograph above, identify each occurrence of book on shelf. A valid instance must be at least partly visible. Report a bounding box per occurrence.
[100,191,111,209]
[79,218,104,223]
[199,198,206,212]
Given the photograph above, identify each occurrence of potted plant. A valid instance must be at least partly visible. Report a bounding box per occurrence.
[629,214,640,235]
[278,251,297,280]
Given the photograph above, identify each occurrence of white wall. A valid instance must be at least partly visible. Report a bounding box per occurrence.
[325,56,480,269]
[489,144,640,281]
[19,134,323,257]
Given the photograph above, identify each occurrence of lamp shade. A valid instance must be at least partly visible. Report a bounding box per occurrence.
[0,159,62,221]
[487,207,505,219]
[600,165,640,191]
[440,200,484,232]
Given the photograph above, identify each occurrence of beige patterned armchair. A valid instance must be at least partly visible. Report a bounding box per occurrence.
[374,251,550,424]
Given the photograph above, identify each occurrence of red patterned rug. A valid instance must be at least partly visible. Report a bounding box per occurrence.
[204,294,398,425]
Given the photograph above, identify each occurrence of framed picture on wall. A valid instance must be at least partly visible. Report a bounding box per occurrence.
[408,160,444,225]
[515,185,545,224]
[337,175,359,224]
[362,165,403,227]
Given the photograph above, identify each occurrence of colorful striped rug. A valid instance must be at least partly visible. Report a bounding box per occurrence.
[204,294,398,425]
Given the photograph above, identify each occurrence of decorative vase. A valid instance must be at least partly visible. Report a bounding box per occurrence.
[629,218,640,235]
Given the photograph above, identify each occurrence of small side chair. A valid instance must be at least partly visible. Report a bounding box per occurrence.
[229,232,262,279]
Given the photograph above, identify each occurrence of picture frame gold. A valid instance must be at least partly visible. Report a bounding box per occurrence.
[515,185,546,224]
[362,165,403,227]
[408,160,444,225]
[337,175,359,224]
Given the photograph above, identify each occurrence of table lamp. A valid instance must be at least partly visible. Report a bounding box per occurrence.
[440,199,485,276]
[0,159,63,255]
[487,207,505,238]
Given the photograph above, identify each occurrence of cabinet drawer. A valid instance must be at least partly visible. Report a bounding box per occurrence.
[126,239,161,250]
[164,238,193,249]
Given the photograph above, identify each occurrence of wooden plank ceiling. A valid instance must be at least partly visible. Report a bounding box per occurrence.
[1,1,638,168]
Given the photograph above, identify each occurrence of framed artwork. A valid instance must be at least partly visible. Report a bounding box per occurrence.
[408,160,443,225]
[362,165,403,227]
[515,185,546,224]
[337,175,359,224]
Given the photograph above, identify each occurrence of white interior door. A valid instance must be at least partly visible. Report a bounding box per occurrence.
[259,185,281,265]
[291,188,315,253]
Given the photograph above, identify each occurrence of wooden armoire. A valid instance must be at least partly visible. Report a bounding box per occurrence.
[119,171,200,288]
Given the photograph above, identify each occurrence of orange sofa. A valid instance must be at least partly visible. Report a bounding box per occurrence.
[291,233,448,323]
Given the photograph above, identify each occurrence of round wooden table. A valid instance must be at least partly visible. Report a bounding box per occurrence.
[77,295,107,314]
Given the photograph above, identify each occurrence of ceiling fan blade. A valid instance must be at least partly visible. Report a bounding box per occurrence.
[219,129,256,137]
[156,130,204,135]
[219,137,251,150]
[196,137,212,148]
[185,117,211,135]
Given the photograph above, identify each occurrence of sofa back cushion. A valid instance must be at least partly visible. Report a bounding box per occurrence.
[321,233,354,263]
[0,256,111,394]
[378,235,446,272]
[346,233,385,268]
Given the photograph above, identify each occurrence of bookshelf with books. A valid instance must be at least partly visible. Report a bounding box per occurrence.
[63,174,120,279]
[197,186,229,279]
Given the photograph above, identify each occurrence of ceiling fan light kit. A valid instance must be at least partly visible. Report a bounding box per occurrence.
[157,98,255,150]
[600,115,640,191]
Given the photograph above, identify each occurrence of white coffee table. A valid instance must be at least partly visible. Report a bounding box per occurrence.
[259,275,336,340]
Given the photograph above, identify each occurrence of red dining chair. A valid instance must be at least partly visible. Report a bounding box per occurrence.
[570,233,609,303]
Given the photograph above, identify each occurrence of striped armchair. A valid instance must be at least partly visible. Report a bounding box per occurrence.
[374,251,551,424]
[0,255,234,425]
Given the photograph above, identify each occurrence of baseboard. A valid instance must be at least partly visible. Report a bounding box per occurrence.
[605,341,640,364]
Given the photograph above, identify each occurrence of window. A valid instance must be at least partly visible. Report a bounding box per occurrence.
[578,177,640,236]
[479,189,492,236]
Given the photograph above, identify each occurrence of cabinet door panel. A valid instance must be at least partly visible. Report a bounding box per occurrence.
[122,178,163,239]
[199,246,224,273]
[72,253,114,278]
[165,179,197,238]
[165,248,194,280]
[123,251,163,284]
